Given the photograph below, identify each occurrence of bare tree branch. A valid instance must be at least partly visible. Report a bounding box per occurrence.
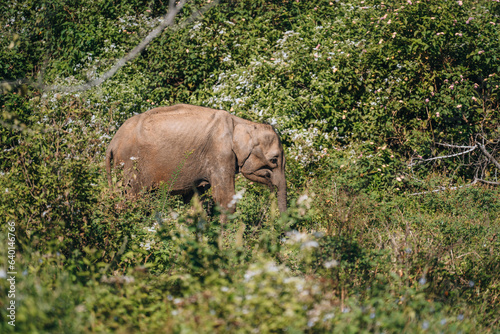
[474,178,500,185]
[1,0,218,93]
[409,145,477,167]
[172,0,218,31]
[408,139,500,191]
[48,0,189,92]
[435,142,476,149]
[408,179,478,196]
[477,144,500,170]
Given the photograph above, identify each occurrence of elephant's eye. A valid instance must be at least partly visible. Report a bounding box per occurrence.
[270,157,278,165]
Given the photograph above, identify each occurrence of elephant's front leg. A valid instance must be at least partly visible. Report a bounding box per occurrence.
[210,174,236,226]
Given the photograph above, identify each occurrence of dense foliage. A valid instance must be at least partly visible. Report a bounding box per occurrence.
[1,0,499,332]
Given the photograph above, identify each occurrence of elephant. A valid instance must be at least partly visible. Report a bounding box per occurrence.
[105,104,287,215]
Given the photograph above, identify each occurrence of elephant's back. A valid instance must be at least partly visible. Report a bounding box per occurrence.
[145,104,220,116]
[143,104,225,124]
[138,104,228,141]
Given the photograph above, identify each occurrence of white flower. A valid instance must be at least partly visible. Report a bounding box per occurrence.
[265,262,280,273]
[297,194,309,205]
[323,260,339,268]
[130,156,139,160]
[301,240,319,249]
[286,230,309,243]
[244,269,261,282]
[284,277,305,292]
[228,188,246,208]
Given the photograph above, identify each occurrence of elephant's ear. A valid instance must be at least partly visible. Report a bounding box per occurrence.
[232,123,255,167]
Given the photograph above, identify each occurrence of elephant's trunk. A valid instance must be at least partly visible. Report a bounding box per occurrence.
[276,175,287,213]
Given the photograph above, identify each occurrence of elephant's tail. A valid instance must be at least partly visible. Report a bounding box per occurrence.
[105,146,114,190]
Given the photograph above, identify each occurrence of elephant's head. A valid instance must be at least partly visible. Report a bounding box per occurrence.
[232,122,287,213]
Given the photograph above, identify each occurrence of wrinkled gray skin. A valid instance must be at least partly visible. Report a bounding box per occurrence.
[105,104,287,215]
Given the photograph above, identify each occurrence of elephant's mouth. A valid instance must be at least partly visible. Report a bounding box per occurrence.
[243,167,274,187]
[254,167,272,179]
